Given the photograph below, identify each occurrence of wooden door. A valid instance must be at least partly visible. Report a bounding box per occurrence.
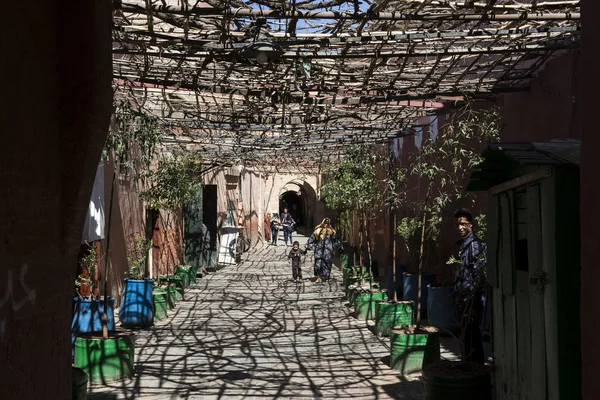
[150,209,161,277]
[526,183,548,400]
[492,190,520,399]
[490,184,547,400]
[514,187,534,399]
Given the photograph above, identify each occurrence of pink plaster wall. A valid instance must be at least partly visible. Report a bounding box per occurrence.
[0,2,113,398]
[500,52,580,142]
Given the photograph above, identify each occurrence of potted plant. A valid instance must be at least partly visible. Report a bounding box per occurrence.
[375,148,415,337]
[397,215,437,320]
[138,150,203,300]
[74,105,166,383]
[389,199,441,374]
[422,211,493,399]
[389,107,501,375]
[119,236,155,327]
[151,285,169,323]
[71,242,115,354]
[321,144,394,319]
[74,170,135,385]
[421,260,492,399]
[375,226,414,335]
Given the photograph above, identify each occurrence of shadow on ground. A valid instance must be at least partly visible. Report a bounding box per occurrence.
[86,234,456,399]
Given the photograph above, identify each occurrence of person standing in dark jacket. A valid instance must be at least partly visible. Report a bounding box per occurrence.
[287,241,306,283]
[200,222,211,274]
[454,209,487,364]
[280,208,296,247]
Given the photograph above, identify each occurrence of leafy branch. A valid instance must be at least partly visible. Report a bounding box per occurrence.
[138,150,204,212]
[106,101,162,177]
[125,236,153,280]
[321,144,400,273]
[75,242,99,299]
[397,107,501,269]
[396,106,502,327]
[321,144,399,218]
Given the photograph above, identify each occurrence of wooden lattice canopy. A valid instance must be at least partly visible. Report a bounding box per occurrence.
[112,0,580,168]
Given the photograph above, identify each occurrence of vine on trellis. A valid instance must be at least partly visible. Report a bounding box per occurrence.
[106,101,162,178]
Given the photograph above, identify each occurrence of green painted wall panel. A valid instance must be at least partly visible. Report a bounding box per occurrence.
[203,185,218,269]
[184,186,204,270]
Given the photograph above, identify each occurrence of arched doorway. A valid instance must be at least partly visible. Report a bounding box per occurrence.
[278,180,317,230]
[279,190,304,226]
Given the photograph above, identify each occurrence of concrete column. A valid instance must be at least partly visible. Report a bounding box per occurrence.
[0,1,112,398]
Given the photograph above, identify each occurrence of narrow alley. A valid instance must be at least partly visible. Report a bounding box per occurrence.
[2,2,594,399]
[89,234,456,399]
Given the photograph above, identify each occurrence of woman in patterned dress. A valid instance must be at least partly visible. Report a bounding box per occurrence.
[306,218,344,283]
[264,212,272,242]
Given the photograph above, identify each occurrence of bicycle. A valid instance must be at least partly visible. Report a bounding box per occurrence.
[232,226,251,262]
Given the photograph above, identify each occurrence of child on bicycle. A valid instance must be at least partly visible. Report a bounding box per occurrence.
[287,241,306,283]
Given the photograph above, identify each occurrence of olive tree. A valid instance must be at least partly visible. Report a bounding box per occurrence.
[321,144,399,278]
[396,106,502,327]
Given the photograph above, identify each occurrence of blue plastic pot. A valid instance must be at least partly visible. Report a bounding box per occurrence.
[403,273,436,319]
[119,279,155,327]
[71,297,115,355]
[387,264,407,300]
[427,283,460,335]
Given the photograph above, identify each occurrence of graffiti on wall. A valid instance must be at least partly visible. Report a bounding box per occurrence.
[0,263,37,340]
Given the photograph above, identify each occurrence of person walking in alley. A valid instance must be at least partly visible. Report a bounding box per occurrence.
[453,208,487,364]
[306,218,343,284]
[264,212,273,243]
[280,208,296,246]
[271,213,280,245]
[287,241,306,283]
[201,222,211,273]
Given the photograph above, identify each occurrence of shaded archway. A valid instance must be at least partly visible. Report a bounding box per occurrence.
[278,179,317,229]
[279,190,304,225]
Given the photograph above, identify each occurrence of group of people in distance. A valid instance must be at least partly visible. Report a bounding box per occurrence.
[265,207,296,246]
[263,211,343,285]
[263,208,488,365]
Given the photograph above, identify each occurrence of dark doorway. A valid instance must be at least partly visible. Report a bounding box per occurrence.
[203,185,218,269]
[146,208,161,277]
[280,190,304,227]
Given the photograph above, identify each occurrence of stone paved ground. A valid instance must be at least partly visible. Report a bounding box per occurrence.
[89,233,458,400]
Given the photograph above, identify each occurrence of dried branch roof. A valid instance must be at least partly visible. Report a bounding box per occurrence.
[112,0,580,168]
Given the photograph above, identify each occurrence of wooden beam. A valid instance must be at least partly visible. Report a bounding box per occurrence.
[112,41,579,59]
[117,3,581,22]
[488,167,552,195]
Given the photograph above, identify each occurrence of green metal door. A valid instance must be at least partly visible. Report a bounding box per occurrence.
[202,185,218,269]
[183,186,204,272]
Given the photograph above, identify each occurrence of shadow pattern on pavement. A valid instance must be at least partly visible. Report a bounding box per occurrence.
[88,234,435,399]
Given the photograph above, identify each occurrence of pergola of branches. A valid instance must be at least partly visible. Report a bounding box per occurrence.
[112,0,580,168]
